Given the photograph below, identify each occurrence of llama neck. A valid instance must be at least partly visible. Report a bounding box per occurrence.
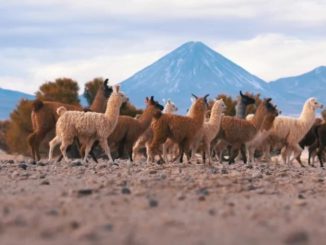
[90,88,107,113]
[235,101,247,118]
[299,104,315,125]
[250,104,266,130]
[138,106,157,130]
[189,106,205,125]
[208,106,223,125]
[104,96,121,121]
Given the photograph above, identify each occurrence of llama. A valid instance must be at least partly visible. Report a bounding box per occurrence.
[266,97,323,165]
[215,98,278,164]
[295,118,323,165]
[107,96,164,162]
[132,99,178,161]
[235,91,256,118]
[28,79,112,161]
[191,99,225,164]
[231,91,256,161]
[48,85,127,163]
[148,94,209,164]
[308,122,326,167]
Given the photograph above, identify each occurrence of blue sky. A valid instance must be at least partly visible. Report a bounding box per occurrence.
[0,0,325,94]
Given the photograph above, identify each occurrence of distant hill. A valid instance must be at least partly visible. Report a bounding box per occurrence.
[269,66,326,114]
[0,88,34,120]
[0,87,88,120]
[121,41,271,113]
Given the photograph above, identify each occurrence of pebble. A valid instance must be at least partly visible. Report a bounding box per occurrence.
[196,187,209,196]
[77,189,93,197]
[18,163,28,170]
[121,187,131,195]
[40,180,50,185]
[284,231,309,245]
[148,198,159,207]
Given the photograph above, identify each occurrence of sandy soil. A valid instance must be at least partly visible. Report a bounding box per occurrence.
[0,153,326,245]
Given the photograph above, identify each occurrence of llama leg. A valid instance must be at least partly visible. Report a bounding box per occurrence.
[33,130,47,161]
[27,133,36,161]
[162,143,168,163]
[289,144,304,167]
[240,144,247,164]
[317,143,325,168]
[60,139,73,163]
[205,141,211,165]
[48,136,61,161]
[98,139,114,164]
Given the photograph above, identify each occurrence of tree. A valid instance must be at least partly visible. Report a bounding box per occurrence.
[5,99,33,154]
[83,77,105,106]
[35,78,80,105]
[0,120,10,151]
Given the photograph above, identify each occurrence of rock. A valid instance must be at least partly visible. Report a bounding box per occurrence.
[208,209,216,216]
[298,193,305,199]
[7,160,14,164]
[121,187,131,195]
[77,189,93,197]
[196,187,209,196]
[45,209,59,216]
[284,231,309,245]
[102,223,113,231]
[198,195,206,201]
[209,167,219,174]
[37,161,46,166]
[149,170,157,174]
[148,198,159,208]
[18,163,28,170]
[70,161,83,167]
[40,180,50,185]
[221,168,228,174]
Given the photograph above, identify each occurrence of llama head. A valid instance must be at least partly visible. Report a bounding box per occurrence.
[103,78,113,98]
[239,91,255,106]
[188,94,209,115]
[261,99,279,131]
[145,96,164,111]
[111,85,128,104]
[306,97,323,111]
[212,99,226,112]
[163,99,178,113]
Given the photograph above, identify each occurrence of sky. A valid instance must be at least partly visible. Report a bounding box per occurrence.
[0,0,325,94]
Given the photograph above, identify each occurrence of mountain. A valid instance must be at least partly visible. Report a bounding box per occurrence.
[269,66,326,114]
[121,41,271,113]
[0,88,34,120]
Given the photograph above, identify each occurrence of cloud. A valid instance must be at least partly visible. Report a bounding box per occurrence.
[216,33,326,81]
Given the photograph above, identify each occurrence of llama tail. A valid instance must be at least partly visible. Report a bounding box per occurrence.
[32,100,44,112]
[56,106,67,117]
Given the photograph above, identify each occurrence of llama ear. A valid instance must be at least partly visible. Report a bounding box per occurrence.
[167,99,171,104]
[150,96,154,101]
[104,78,109,85]
[191,93,198,99]
[204,94,209,101]
[240,91,243,96]
[113,85,120,93]
[145,97,149,103]
[266,98,272,102]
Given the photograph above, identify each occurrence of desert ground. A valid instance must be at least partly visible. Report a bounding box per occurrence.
[0,151,326,245]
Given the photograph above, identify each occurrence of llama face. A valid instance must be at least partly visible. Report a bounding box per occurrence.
[163,100,178,113]
[240,91,255,106]
[308,98,323,110]
[146,96,164,111]
[112,85,128,104]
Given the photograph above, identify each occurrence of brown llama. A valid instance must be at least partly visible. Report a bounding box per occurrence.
[148,94,209,164]
[28,79,112,161]
[107,96,164,162]
[215,98,278,164]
